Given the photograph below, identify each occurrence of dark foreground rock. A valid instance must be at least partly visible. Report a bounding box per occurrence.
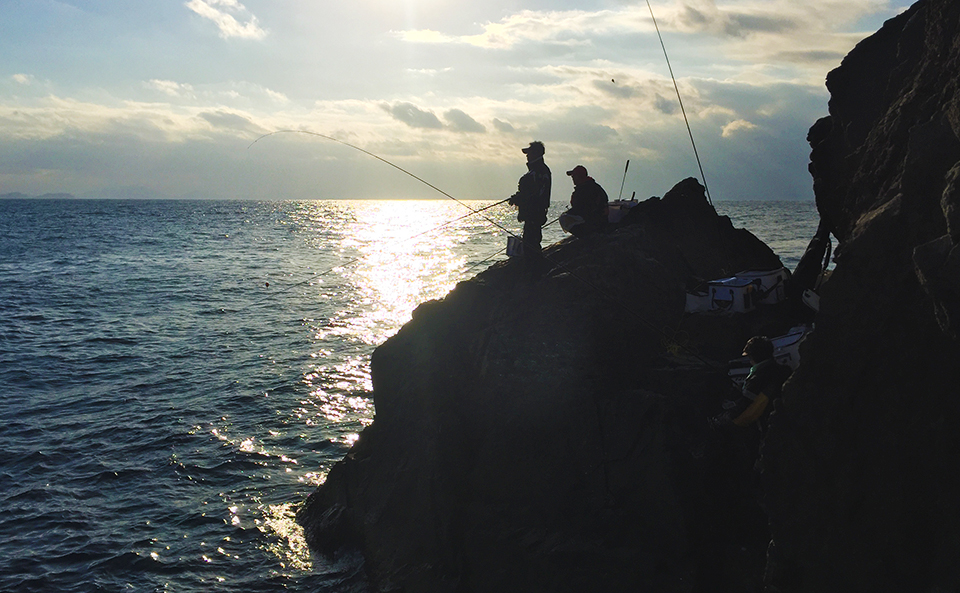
[300,1,960,589]
[298,178,803,593]
[762,0,960,591]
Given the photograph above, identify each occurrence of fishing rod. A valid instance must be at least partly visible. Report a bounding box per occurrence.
[248,130,518,237]
[242,195,513,307]
[618,159,630,201]
[645,0,714,206]
[249,131,718,368]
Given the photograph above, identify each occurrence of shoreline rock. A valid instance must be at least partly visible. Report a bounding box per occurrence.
[298,179,804,592]
[299,1,960,589]
[763,0,960,591]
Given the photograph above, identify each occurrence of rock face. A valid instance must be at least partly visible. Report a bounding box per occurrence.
[299,2,960,589]
[763,0,960,591]
[298,179,801,592]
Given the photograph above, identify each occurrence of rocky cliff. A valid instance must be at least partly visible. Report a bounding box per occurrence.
[299,1,960,590]
[298,178,805,593]
[763,0,960,591]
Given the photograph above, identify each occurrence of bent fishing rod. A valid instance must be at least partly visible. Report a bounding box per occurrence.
[248,131,717,368]
[248,130,519,238]
[645,0,713,206]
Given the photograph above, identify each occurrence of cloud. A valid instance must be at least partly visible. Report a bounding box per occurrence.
[185,0,266,40]
[396,8,641,50]
[12,74,34,85]
[654,94,680,115]
[263,88,289,104]
[655,0,894,75]
[146,79,195,98]
[444,109,486,133]
[493,119,516,133]
[594,78,636,99]
[382,102,443,129]
[394,29,454,44]
[664,0,886,37]
[534,107,620,146]
[198,110,263,133]
[722,119,759,137]
[391,1,893,81]
[772,49,847,64]
[405,68,454,76]
[675,2,798,38]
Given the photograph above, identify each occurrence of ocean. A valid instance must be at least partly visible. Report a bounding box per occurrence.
[0,197,819,592]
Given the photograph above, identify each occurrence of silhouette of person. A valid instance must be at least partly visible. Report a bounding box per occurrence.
[559,165,608,237]
[508,141,551,272]
[716,336,791,430]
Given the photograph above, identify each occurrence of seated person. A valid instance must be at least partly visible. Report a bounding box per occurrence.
[559,165,608,237]
[716,336,792,429]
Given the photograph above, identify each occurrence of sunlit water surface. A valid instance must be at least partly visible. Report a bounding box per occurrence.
[0,198,818,592]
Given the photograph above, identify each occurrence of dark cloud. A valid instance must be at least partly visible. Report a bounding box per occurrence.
[492,118,515,133]
[677,4,799,38]
[529,105,618,147]
[695,80,827,120]
[535,120,619,147]
[679,5,711,28]
[444,109,486,133]
[382,102,443,129]
[594,78,635,99]
[654,94,679,115]
[198,111,263,133]
[726,13,797,36]
[773,49,846,64]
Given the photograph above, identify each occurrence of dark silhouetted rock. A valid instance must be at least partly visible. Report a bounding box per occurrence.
[298,178,801,592]
[763,0,960,591]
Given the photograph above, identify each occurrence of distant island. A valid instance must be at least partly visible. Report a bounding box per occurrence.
[1,186,174,200]
[1,192,77,199]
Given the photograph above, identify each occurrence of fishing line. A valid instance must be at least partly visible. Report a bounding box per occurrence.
[248,129,519,239]
[645,0,714,206]
[463,247,508,275]
[244,129,533,304]
[240,196,514,309]
[249,131,718,369]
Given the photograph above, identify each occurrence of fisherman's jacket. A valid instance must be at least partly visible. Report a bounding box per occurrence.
[511,160,551,226]
[569,177,608,225]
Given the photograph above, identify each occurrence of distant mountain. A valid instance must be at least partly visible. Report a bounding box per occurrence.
[80,186,170,200]
[0,192,76,199]
[1,188,229,200]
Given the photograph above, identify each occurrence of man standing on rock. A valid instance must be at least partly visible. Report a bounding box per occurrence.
[508,141,551,273]
[559,164,608,237]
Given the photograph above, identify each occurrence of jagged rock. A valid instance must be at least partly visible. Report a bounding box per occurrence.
[298,178,802,592]
[763,1,960,591]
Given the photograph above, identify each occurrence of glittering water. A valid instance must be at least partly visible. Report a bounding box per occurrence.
[0,197,818,592]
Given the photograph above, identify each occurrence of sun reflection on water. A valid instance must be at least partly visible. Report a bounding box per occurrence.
[335,200,471,344]
[258,502,313,571]
[247,200,510,577]
[290,201,489,466]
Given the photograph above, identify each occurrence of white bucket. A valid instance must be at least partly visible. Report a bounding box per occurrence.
[506,236,524,257]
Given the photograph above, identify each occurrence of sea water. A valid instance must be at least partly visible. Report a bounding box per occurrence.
[0,198,819,592]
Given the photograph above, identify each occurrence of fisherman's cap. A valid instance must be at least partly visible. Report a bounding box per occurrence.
[522,141,545,155]
[566,165,588,177]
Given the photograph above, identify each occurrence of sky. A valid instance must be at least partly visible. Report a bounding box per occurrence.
[0,0,910,201]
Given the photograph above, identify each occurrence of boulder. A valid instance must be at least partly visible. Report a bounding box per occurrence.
[298,178,802,592]
[762,0,960,591]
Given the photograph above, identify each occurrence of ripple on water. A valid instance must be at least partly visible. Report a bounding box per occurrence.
[0,199,817,592]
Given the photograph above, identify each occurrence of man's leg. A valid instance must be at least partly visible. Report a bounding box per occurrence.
[522,221,543,273]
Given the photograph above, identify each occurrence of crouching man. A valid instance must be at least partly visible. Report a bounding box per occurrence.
[716,336,792,430]
[559,165,608,237]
